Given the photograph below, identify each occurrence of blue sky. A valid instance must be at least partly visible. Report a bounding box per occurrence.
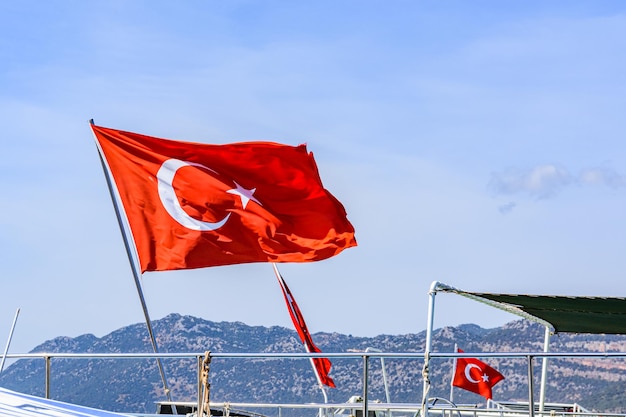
[2,1,626,354]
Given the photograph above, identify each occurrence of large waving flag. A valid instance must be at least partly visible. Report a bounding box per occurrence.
[275,266,336,388]
[91,124,356,272]
[452,349,504,400]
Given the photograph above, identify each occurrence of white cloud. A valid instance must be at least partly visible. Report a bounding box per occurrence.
[489,164,626,202]
[489,165,573,199]
[498,201,516,215]
[579,167,626,188]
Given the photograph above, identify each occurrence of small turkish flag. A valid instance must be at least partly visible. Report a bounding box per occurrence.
[276,270,335,388]
[452,349,504,400]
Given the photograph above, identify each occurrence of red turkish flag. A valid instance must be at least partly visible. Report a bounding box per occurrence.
[276,270,335,387]
[91,124,357,272]
[452,349,504,400]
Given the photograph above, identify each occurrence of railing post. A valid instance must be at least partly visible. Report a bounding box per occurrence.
[197,355,202,415]
[539,327,550,414]
[362,354,369,417]
[45,355,51,399]
[422,281,438,417]
[527,355,534,417]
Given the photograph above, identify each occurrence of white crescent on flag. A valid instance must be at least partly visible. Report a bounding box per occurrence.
[464,363,483,384]
[157,158,232,231]
[156,158,263,231]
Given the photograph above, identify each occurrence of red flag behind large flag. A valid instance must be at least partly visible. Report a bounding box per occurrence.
[276,270,335,388]
[452,349,504,400]
[91,124,356,272]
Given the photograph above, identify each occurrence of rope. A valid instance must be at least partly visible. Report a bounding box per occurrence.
[420,352,431,417]
[201,351,212,416]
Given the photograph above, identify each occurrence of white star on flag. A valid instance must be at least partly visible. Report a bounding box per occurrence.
[227,181,262,209]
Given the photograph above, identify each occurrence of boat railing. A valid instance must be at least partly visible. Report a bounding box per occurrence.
[2,350,626,417]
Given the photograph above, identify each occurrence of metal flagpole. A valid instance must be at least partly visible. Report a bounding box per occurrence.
[91,120,172,401]
[0,308,20,374]
[365,347,391,404]
[449,343,457,402]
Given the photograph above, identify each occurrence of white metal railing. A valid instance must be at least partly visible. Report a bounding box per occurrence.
[1,351,626,417]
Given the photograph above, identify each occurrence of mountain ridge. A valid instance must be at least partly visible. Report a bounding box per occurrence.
[1,313,625,413]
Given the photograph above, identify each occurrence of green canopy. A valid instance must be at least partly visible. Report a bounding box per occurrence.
[433,282,626,334]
